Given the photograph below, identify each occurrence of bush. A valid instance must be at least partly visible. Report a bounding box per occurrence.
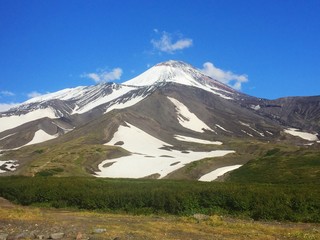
[35,168,64,177]
[0,177,319,222]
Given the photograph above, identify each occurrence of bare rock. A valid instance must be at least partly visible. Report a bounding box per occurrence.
[0,233,8,240]
[13,232,30,239]
[76,232,89,240]
[76,232,83,240]
[93,228,106,234]
[193,213,209,221]
[49,232,65,239]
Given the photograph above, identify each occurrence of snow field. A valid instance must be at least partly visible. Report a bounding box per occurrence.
[24,129,58,146]
[96,122,234,179]
[174,135,222,145]
[73,85,136,114]
[198,165,242,182]
[0,130,58,151]
[0,108,57,133]
[284,128,318,141]
[167,97,213,133]
[105,95,146,113]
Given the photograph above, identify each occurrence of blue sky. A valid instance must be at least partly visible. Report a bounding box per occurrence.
[1,0,320,111]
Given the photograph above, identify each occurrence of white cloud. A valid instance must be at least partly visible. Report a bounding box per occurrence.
[0,103,19,112]
[82,68,123,83]
[0,90,15,97]
[151,31,193,54]
[27,91,43,98]
[200,62,248,90]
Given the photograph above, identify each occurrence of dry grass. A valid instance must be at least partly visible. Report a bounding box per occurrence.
[1,198,319,240]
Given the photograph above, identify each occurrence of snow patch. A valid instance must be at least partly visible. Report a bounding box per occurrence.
[239,121,250,127]
[51,122,74,133]
[105,95,146,113]
[239,121,264,137]
[198,165,242,182]
[284,128,318,141]
[7,129,58,150]
[174,135,222,145]
[96,122,234,179]
[24,129,58,146]
[241,130,253,137]
[0,133,16,141]
[0,160,19,173]
[167,97,213,133]
[215,124,232,133]
[250,105,261,110]
[0,108,57,133]
[304,143,314,146]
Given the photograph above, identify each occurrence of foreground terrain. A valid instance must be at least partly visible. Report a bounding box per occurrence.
[1,197,320,240]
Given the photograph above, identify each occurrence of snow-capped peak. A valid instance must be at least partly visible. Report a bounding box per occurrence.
[124,60,204,87]
[124,60,237,99]
[155,60,194,68]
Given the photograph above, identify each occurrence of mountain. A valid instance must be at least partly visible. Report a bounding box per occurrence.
[0,60,319,179]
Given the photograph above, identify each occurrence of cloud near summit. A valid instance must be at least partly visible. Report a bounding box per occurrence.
[0,103,18,112]
[151,31,193,54]
[0,90,15,97]
[82,68,123,83]
[200,62,248,90]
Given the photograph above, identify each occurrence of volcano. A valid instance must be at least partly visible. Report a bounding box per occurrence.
[0,60,319,179]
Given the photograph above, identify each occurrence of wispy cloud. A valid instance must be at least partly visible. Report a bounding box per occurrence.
[0,90,15,97]
[0,103,18,112]
[200,62,248,90]
[151,31,193,54]
[27,91,43,98]
[82,68,123,83]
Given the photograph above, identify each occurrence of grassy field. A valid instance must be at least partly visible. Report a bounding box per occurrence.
[228,146,320,184]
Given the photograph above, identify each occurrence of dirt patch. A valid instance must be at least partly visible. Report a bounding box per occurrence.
[0,197,16,208]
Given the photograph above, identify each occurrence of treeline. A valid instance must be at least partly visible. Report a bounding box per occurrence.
[0,177,319,222]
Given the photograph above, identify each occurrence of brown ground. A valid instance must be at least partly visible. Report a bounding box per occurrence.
[0,198,319,240]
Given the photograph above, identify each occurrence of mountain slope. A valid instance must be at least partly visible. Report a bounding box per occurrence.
[0,60,319,179]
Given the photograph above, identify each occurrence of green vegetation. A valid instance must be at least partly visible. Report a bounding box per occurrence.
[0,177,319,223]
[0,136,129,177]
[35,167,64,177]
[228,148,320,184]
